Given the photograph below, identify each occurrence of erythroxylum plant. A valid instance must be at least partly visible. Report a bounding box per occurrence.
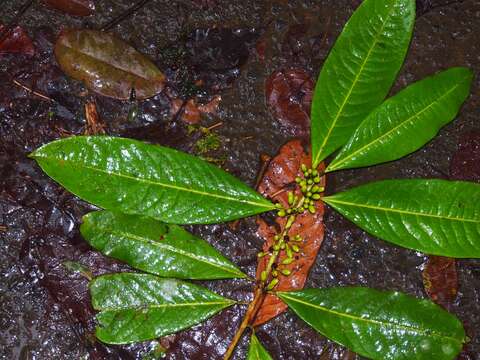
[30,0,478,359]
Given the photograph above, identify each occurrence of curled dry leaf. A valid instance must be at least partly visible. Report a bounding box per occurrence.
[253,139,325,326]
[0,25,34,56]
[170,96,221,124]
[42,0,95,16]
[84,101,106,135]
[55,29,165,100]
[422,256,458,309]
[265,69,314,137]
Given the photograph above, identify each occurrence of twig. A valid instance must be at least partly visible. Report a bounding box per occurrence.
[100,0,153,31]
[13,79,53,102]
[0,0,35,45]
[254,154,271,191]
[223,287,265,360]
[206,121,223,132]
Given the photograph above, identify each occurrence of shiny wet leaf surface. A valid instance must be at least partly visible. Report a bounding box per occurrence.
[279,287,466,360]
[31,136,275,224]
[81,210,246,280]
[90,273,235,344]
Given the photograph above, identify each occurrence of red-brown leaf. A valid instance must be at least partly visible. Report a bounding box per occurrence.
[253,139,325,326]
[0,25,34,56]
[422,256,458,309]
[42,0,95,16]
[265,69,313,138]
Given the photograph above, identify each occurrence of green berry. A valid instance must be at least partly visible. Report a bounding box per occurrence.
[301,164,307,172]
[266,278,279,290]
[282,257,294,265]
[314,176,321,183]
[308,205,316,214]
[286,245,293,259]
[312,194,321,200]
[288,192,294,205]
[281,269,291,276]
[292,244,300,252]
[307,179,313,185]
[261,271,267,281]
[295,177,302,183]
[312,170,318,176]
[277,210,286,217]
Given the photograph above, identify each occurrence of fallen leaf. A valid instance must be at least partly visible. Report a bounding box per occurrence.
[422,256,458,309]
[55,29,165,100]
[84,101,106,135]
[170,96,221,124]
[265,69,313,137]
[42,0,95,16]
[253,139,325,326]
[0,25,34,56]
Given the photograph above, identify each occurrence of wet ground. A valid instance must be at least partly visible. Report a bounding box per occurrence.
[1,0,479,359]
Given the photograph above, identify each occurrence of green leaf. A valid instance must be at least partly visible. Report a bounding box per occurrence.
[278,287,465,360]
[81,210,246,279]
[30,136,274,224]
[247,332,273,360]
[311,0,415,167]
[55,29,165,100]
[327,67,473,172]
[323,179,480,258]
[90,273,235,344]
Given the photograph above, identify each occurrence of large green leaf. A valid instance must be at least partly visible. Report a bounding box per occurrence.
[90,273,235,344]
[311,0,415,167]
[327,67,473,172]
[55,29,165,100]
[81,210,246,279]
[30,136,274,224]
[278,287,465,360]
[247,332,273,360]
[323,179,480,257]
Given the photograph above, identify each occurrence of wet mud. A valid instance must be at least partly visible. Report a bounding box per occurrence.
[1,0,479,359]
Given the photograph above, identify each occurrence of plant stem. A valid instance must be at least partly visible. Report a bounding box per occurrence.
[224,171,321,359]
[223,287,264,360]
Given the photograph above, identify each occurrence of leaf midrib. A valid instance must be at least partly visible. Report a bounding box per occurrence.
[328,82,463,171]
[36,154,273,209]
[324,197,479,223]
[97,300,233,313]
[95,226,244,277]
[314,2,397,166]
[280,293,463,343]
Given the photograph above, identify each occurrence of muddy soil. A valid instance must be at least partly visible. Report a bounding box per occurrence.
[1,0,479,359]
